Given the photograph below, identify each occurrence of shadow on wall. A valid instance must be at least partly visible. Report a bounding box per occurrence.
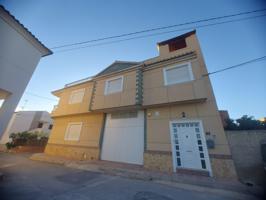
[226,130,266,186]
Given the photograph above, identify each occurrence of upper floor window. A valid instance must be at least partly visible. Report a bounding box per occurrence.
[104,76,123,95]
[68,88,85,104]
[168,39,186,52]
[163,62,194,86]
[64,122,82,141]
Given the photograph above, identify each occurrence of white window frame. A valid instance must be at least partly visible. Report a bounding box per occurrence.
[64,122,83,141]
[163,62,194,86]
[68,88,85,104]
[104,76,124,95]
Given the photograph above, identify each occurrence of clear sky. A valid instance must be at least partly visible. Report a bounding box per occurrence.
[1,0,265,119]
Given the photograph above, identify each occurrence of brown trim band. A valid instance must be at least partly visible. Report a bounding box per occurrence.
[144,150,172,155]
[47,143,99,149]
[51,112,96,118]
[142,98,206,109]
[145,151,233,160]
[90,98,206,113]
[209,154,232,159]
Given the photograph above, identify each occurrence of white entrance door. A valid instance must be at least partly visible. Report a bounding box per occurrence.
[101,111,144,165]
[170,120,212,175]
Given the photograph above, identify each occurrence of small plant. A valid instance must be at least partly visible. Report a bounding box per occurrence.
[5,142,16,149]
[8,131,49,146]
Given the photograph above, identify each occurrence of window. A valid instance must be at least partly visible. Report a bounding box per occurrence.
[48,124,53,130]
[104,76,123,95]
[38,122,43,128]
[163,62,194,85]
[111,111,137,119]
[68,88,85,104]
[64,122,82,141]
[168,39,186,52]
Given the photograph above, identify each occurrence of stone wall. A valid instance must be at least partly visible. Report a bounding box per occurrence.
[144,151,173,172]
[210,157,238,180]
[45,143,99,161]
[226,130,266,186]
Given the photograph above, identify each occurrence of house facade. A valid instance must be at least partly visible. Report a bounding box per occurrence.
[46,30,237,179]
[0,6,52,139]
[0,111,53,145]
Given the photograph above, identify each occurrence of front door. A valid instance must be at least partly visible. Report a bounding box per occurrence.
[170,120,212,175]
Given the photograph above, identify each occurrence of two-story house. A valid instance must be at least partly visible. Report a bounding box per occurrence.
[46,30,237,179]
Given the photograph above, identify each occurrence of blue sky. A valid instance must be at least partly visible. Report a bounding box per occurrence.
[1,0,266,119]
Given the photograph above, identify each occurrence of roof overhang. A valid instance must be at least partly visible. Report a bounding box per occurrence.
[0,5,52,57]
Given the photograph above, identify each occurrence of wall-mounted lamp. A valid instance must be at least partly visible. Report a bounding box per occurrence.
[181,112,186,118]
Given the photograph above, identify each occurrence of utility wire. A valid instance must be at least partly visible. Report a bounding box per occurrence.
[203,56,266,76]
[51,8,266,49]
[24,92,58,102]
[23,56,266,102]
[54,13,266,53]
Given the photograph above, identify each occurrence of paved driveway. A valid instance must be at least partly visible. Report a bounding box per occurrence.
[0,153,257,200]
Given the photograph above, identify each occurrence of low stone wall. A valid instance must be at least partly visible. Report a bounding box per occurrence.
[144,151,173,172]
[144,150,238,179]
[226,130,266,186]
[45,143,99,161]
[210,157,238,180]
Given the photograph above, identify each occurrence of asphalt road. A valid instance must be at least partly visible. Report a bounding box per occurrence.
[0,153,250,200]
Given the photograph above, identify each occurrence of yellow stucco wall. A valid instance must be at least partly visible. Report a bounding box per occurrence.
[91,71,137,110]
[52,81,93,117]
[143,59,210,106]
[146,103,231,156]
[157,34,199,58]
[45,113,104,159]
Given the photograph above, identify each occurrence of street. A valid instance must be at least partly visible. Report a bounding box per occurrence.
[0,153,255,200]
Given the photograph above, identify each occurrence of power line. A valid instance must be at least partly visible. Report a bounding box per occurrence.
[203,56,266,76]
[54,14,266,53]
[24,92,58,102]
[51,8,266,49]
[23,56,266,102]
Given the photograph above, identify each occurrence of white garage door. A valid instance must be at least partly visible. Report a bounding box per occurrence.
[101,111,144,165]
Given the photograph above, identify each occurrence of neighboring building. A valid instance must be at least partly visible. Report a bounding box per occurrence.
[0,111,53,144]
[219,110,230,128]
[46,30,237,179]
[0,6,52,139]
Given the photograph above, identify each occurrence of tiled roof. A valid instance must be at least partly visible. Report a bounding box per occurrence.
[95,61,140,77]
[0,5,52,56]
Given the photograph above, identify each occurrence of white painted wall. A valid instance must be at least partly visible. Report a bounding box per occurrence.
[0,111,53,144]
[0,16,42,138]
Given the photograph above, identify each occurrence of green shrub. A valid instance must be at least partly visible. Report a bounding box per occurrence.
[5,142,16,149]
[9,131,49,146]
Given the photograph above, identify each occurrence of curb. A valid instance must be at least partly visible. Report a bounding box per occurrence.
[30,153,264,199]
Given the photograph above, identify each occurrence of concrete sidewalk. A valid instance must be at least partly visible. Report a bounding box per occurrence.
[30,153,264,199]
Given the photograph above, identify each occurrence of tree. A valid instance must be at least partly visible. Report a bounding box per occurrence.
[225,115,266,130]
[236,115,260,130]
[224,118,238,130]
